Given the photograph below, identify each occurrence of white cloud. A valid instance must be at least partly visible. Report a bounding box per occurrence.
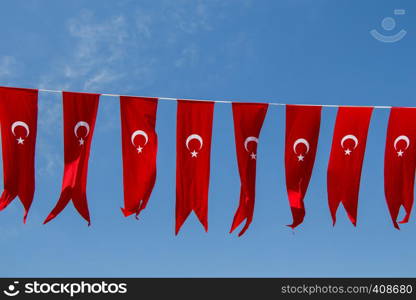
[67,12,128,63]
[175,44,199,68]
[0,56,19,79]
[37,144,61,177]
[166,0,214,34]
[38,95,62,134]
[36,93,63,177]
[64,12,129,90]
[37,2,230,91]
[37,10,133,93]
[135,10,153,39]
[84,69,124,91]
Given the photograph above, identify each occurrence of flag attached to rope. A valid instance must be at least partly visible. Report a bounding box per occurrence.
[120,96,158,218]
[230,102,268,236]
[327,107,373,226]
[44,92,100,225]
[384,107,416,229]
[176,100,214,234]
[0,87,38,222]
[284,105,321,229]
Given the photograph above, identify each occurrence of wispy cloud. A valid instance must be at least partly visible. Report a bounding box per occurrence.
[135,10,153,39]
[167,0,214,34]
[36,93,63,177]
[38,1,231,92]
[175,44,199,68]
[66,12,129,90]
[38,11,130,92]
[0,56,20,80]
[84,69,124,91]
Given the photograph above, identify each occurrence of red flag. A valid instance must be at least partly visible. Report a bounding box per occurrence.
[120,96,158,218]
[327,107,373,226]
[176,100,214,234]
[230,103,268,236]
[384,107,416,229]
[44,92,100,225]
[285,105,321,229]
[0,87,38,222]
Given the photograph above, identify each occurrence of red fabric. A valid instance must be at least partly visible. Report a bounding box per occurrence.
[0,87,38,223]
[327,107,373,226]
[230,103,268,236]
[384,107,416,229]
[44,92,100,225]
[120,96,158,218]
[176,100,214,234]
[285,105,321,228]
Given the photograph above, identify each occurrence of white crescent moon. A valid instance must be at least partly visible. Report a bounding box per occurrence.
[244,136,259,152]
[394,135,410,150]
[293,138,310,154]
[74,121,90,138]
[11,121,30,137]
[131,130,149,146]
[186,134,203,150]
[341,134,358,149]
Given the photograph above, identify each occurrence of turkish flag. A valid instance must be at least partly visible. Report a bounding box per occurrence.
[285,105,321,229]
[120,96,158,218]
[384,107,416,229]
[44,92,100,225]
[0,87,38,222]
[176,100,214,234]
[230,103,268,236]
[327,107,373,226]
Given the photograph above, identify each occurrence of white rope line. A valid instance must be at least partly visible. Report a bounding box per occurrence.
[37,88,394,109]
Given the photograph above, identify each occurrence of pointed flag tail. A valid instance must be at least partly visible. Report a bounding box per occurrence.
[284,105,321,229]
[43,92,99,225]
[119,96,158,219]
[0,87,38,222]
[384,108,416,229]
[327,107,373,226]
[230,102,268,236]
[175,100,214,234]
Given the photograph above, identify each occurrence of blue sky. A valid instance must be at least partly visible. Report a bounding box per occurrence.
[0,0,415,277]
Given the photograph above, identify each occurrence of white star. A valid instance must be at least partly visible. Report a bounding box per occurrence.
[16,137,24,144]
[397,150,404,157]
[137,146,143,153]
[79,138,85,146]
[250,152,256,160]
[297,154,304,161]
[344,148,351,155]
[191,150,198,157]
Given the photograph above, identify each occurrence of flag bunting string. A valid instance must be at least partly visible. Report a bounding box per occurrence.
[36,88,395,109]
